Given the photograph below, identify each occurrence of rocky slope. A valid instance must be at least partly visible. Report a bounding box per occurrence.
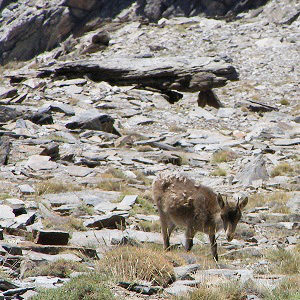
[0,0,299,299]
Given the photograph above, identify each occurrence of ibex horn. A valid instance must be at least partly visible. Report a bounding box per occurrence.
[236,197,240,208]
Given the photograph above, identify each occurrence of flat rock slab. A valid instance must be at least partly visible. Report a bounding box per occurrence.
[273,138,300,146]
[43,190,121,207]
[24,251,81,262]
[116,195,138,210]
[39,56,238,93]
[65,110,119,135]
[26,155,57,171]
[69,229,184,248]
[0,205,14,219]
[84,212,127,229]
[34,230,70,245]
[64,165,93,177]
[233,155,269,186]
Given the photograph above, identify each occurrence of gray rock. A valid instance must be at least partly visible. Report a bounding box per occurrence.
[165,282,195,296]
[18,184,35,195]
[0,86,17,99]
[0,136,11,165]
[273,138,300,146]
[65,110,120,135]
[64,165,93,177]
[174,264,202,280]
[26,155,57,171]
[233,155,269,186]
[287,192,300,213]
[84,212,127,229]
[116,195,138,210]
[0,106,20,122]
[39,102,75,116]
[34,230,70,245]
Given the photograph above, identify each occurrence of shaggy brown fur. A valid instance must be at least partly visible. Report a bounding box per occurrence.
[152,172,248,261]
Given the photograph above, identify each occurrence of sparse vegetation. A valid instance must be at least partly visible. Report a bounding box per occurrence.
[248,192,291,213]
[279,99,290,105]
[176,281,247,300]
[135,145,154,152]
[271,162,294,177]
[263,275,300,300]
[137,220,161,232]
[98,246,175,287]
[24,259,88,278]
[35,179,82,195]
[264,247,300,275]
[132,195,156,215]
[212,150,237,163]
[31,273,115,300]
[211,167,227,176]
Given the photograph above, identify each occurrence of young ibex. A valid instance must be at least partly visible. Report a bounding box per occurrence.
[152,172,248,261]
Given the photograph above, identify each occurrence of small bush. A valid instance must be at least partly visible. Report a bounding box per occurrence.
[24,259,88,278]
[211,167,227,177]
[280,99,290,105]
[212,150,237,163]
[270,162,293,177]
[31,273,114,300]
[99,246,175,287]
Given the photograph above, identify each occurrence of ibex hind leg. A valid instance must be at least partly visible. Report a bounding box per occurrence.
[209,234,218,262]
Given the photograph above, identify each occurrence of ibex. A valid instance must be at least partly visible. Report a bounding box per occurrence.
[152,172,248,261]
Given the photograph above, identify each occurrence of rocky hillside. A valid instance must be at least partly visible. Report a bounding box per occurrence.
[0,0,299,299]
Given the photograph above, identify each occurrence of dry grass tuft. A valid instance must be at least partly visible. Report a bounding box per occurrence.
[36,179,82,195]
[270,162,293,177]
[176,281,247,300]
[98,246,175,287]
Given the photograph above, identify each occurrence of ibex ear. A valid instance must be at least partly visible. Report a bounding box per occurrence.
[217,193,225,209]
[238,197,248,210]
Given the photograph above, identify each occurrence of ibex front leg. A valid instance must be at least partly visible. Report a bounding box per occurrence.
[209,234,218,261]
[158,208,175,250]
[185,226,195,251]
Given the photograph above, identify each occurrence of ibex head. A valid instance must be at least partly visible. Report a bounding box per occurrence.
[217,194,248,242]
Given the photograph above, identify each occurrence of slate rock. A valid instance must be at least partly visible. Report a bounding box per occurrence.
[118,282,161,295]
[233,155,269,186]
[287,192,300,213]
[0,136,11,165]
[0,106,20,122]
[116,195,138,210]
[27,111,53,125]
[40,142,60,160]
[174,264,202,280]
[39,102,75,116]
[165,282,195,296]
[26,155,57,171]
[0,86,17,99]
[84,212,127,229]
[0,205,15,219]
[65,110,120,135]
[35,230,70,245]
